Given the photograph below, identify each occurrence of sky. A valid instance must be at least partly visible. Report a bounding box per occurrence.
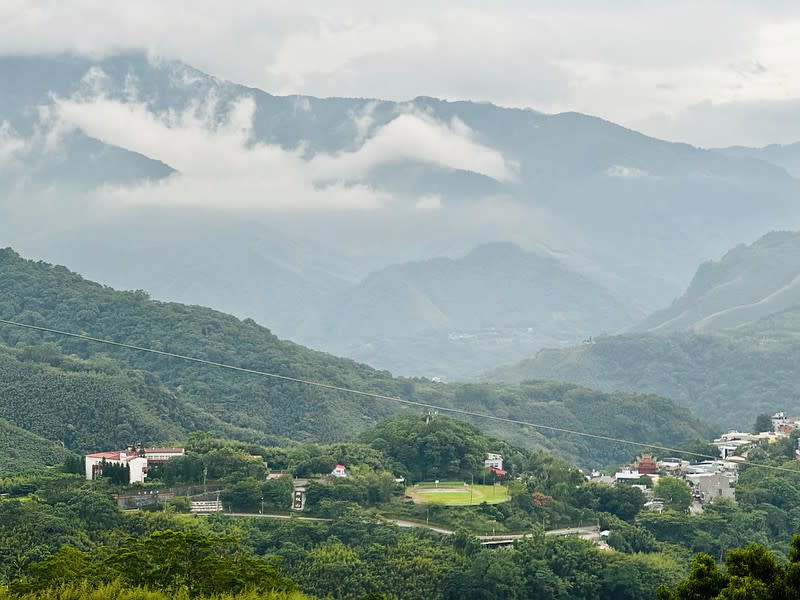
[2,1,800,148]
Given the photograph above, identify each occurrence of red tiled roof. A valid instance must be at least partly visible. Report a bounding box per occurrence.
[86,451,122,460]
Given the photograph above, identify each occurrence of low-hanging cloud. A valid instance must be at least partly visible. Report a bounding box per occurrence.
[46,79,517,212]
[4,1,800,146]
[0,121,30,168]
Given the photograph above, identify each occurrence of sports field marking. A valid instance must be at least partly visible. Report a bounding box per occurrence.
[406,483,510,506]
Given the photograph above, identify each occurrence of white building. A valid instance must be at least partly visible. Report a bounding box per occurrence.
[771,412,788,432]
[485,453,503,470]
[613,468,643,483]
[85,446,185,485]
[143,447,185,463]
[330,464,348,478]
[85,450,148,484]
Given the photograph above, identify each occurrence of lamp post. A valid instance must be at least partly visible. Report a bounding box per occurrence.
[260,496,264,515]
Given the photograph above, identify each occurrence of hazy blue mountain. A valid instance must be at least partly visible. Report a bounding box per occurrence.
[635,231,800,333]
[488,231,800,429]
[4,52,800,376]
[294,242,634,378]
[0,247,711,467]
[716,142,800,178]
[486,319,800,432]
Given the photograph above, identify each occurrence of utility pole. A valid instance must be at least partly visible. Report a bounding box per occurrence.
[260,496,264,515]
[203,467,208,496]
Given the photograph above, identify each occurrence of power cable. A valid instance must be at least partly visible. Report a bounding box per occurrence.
[1,317,798,474]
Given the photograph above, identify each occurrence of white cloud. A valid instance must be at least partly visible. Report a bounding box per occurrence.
[45,76,515,211]
[309,112,517,183]
[3,2,800,146]
[0,121,28,166]
[415,194,442,211]
[633,98,800,148]
[605,165,649,179]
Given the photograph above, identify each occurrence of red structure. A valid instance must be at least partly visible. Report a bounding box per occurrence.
[488,466,507,481]
[635,454,657,475]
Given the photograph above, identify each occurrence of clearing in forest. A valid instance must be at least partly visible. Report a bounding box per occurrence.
[406,482,510,506]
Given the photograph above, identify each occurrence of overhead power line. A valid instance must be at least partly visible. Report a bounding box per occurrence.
[1,317,799,474]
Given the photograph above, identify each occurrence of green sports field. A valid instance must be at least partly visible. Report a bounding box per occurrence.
[406,483,510,506]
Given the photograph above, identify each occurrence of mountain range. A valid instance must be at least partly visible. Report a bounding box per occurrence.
[0,247,711,471]
[636,231,800,333]
[2,53,800,377]
[489,231,800,430]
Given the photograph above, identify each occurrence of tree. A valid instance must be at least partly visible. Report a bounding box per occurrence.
[658,538,800,600]
[105,530,296,596]
[575,483,644,521]
[654,477,691,512]
[753,413,772,434]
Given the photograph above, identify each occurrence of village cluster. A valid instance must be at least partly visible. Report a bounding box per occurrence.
[85,412,800,516]
[589,411,800,512]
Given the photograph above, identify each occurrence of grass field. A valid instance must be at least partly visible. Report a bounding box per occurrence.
[406,483,510,506]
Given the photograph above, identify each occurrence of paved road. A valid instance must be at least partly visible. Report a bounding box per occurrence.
[221,512,599,542]
[389,519,455,535]
[224,512,331,522]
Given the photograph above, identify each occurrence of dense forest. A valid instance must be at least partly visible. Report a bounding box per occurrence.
[0,248,711,468]
[489,316,800,430]
[0,415,798,599]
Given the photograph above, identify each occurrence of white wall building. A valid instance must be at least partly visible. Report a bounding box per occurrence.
[85,446,184,485]
[143,447,185,463]
[330,464,348,478]
[485,453,503,470]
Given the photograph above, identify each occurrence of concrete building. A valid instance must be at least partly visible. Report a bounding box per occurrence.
[85,445,184,485]
[330,464,348,478]
[771,412,788,432]
[686,472,735,504]
[614,469,643,483]
[143,447,185,463]
[484,453,503,470]
[85,450,148,484]
[635,454,658,475]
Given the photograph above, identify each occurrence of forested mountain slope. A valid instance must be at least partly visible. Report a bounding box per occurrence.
[0,415,68,475]
[490,231,800,430]
[5,53,800,377]
[488,313,800,431]
[295,242,634,378]
[0,248,711,467]
[716,141,800,178]
[636,231,800,333]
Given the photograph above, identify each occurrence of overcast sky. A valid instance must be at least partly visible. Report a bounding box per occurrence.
[3,1,800,147]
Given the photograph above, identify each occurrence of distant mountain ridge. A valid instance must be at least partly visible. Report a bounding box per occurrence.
[296,242,635,377]
[4,52,800,377]
[488,231,800,429]
[716,142,800,178]
[635,231,800,333]
[0,247,711,468]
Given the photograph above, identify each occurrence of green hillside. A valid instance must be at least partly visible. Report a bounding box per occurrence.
[294,241,636,378]
[0,415,69,475]
[636,231,800,333]
[0,248,711,466]
[489,314,800,431]
[490,231,800,431]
